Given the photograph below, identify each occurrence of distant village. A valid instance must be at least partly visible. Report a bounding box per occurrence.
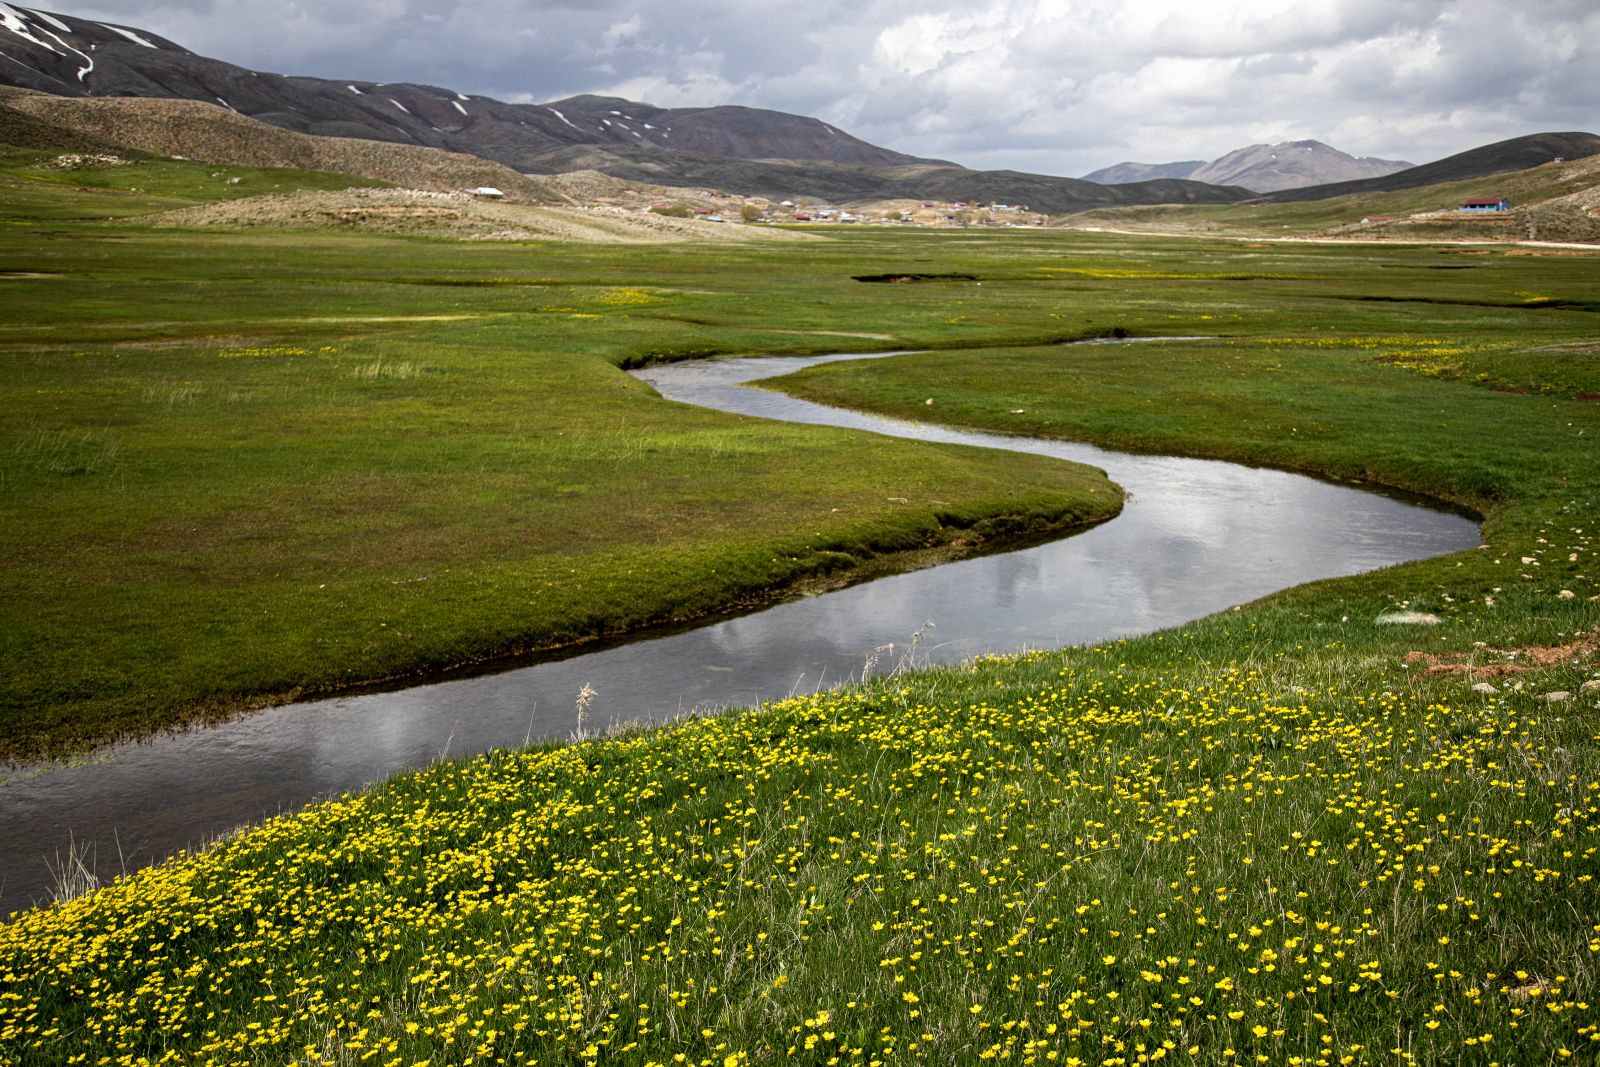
[564,185,1051,228]
[748,198,1046,228]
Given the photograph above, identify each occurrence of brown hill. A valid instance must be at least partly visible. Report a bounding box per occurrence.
[0,86,570,203]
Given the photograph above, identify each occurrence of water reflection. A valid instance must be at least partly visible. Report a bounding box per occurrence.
[0,349,1479,916]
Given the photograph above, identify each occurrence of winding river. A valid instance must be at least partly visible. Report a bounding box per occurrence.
[0,347,1480,916]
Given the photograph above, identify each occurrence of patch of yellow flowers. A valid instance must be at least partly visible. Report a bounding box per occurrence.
[218,345,338,359]
[1,659,1595,1065]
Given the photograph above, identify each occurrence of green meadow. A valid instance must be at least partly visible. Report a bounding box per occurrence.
[1,152,1126,761]
[1,153,1598,1064]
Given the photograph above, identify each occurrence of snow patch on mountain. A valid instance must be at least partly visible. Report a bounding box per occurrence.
[101,23,158,48]
[0,5,51,49]
[0,4,57,51]
[0,5,96,80]
[29,9,69,34]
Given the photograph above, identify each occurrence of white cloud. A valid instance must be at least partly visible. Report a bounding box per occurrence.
[598,14,641,54]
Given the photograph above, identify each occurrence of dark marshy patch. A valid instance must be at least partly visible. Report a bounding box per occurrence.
[851,273,978,283]
[1345,294,1598,312]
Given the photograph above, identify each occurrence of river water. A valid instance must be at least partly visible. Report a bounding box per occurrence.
[0,347,1479,916]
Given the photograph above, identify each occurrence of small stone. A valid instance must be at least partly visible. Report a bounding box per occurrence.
[1546,691,1572,703]
[1471,682,1499,695]
[1581,679,1600,693]
[1558,589,1575,599]
[1376,611,1442,625]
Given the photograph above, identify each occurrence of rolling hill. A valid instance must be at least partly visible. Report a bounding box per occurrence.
[0,86,572,203]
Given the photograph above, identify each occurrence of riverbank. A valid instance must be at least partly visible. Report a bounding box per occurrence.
[0,352,1471,914]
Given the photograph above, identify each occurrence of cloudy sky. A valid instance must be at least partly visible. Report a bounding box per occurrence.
[52,0,1600,175]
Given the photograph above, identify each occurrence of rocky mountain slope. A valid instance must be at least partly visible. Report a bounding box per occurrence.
[1189,140,1412,192]
[0,5,1250,213]
[1085,140,1412,192]
[1079,160,1206,185]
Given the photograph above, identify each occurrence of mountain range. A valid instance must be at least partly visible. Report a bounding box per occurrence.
[0,6,1254,212]
[0,5,1253,213]
[2,5,1597,213]
[1083,141,1414,193]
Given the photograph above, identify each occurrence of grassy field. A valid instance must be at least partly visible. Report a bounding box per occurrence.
[1,155,1598,1064]
[0,145,392,221]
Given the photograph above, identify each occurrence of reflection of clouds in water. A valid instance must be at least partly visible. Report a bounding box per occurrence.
[0,353,1480,914]
[306,695,461,777]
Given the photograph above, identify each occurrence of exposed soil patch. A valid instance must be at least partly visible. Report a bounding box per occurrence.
[1404,630,1600,677]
